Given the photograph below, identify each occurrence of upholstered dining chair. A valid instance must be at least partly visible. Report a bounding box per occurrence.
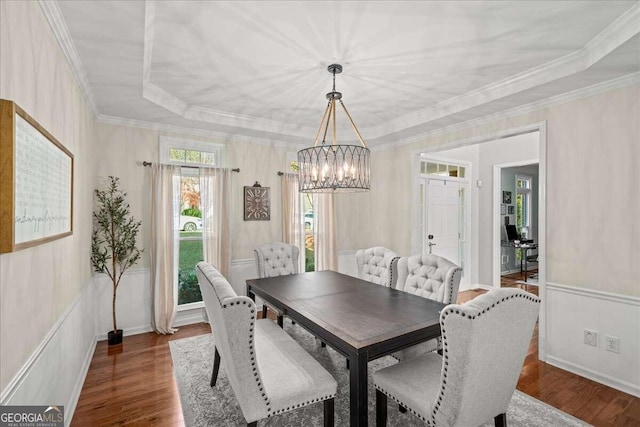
[373,288,540,427]
[254,242,300,326]
[355,246,399,287]
[390,254,462,361]
[196,262,337,427]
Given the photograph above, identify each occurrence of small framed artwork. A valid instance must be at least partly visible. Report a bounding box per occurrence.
[502,191,512,204]
[500,204,507,215]
[508,205,515,215]
[244,182,270,221]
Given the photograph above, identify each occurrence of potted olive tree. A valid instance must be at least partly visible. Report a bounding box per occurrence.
[91,176,142,345]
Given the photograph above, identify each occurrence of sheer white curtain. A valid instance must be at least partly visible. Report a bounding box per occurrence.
[314,193,338,271]
[150,164,181,334]
[281,173,305,272]
[200,168,232,278]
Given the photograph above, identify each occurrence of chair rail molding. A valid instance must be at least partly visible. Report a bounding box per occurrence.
[0,277,96,426]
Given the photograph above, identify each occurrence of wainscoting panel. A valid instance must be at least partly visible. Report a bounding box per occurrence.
[93,268,152,340]
[545,282,640,397]
[0,279,96,426]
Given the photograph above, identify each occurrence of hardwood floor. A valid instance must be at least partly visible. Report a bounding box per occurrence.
[72,276,640,426]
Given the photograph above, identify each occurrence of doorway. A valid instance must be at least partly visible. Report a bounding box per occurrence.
[411,122,547,361]
[494,162,540,285]
[417,158,470,287]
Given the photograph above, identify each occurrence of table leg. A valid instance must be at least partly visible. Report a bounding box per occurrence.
[349,351,368,426]
[247,288,255,301]
[523,248,528,283]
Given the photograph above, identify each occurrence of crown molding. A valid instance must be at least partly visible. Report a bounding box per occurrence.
[38,0,99,117]
[96,114,305,149]
[99,72,639,152]
[583,2,640,66]
[373,72,640,152]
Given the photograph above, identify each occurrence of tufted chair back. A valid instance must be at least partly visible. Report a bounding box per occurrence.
[254,243,300,278]
[355,247,399,287]
[196,262,269,423]
[393,254,462,304]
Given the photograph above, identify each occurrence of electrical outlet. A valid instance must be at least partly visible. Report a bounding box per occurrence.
[605,335,620,353]
[584,329,597,346]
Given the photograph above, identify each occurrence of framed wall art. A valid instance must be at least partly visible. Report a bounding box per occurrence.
[508,205,515,215]
[502,191,512,204]
[244,182,270,221]
[0,100,74,253]
[500,204,507,215]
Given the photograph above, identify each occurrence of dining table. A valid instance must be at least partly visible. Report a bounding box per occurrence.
[246,270,446,427]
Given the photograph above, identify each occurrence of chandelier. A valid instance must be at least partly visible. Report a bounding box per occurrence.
[298,64,370,192]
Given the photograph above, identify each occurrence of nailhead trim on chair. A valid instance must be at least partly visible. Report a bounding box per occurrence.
[430,292,541,423]
[223,299,337,419]
[269,394,336,416]
[377,292,540,425]
[388,256,400,287]
[221,301,273,414]
[374,386,429,423]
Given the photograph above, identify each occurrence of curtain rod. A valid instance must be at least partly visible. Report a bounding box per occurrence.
[278,171,298,176]
[142,161,239,172]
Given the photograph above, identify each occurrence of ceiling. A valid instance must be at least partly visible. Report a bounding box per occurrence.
[49,1,640,148]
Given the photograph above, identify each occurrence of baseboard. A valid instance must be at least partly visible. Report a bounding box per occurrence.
[174,306,207,327]
[65,337,97,426]
[546,355,640,398]
[95,324,155,342]
[0,278,96,427]
[545,282,639,398]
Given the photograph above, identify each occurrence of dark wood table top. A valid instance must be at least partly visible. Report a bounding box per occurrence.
[246,270,446,353]
[247,270,446,426]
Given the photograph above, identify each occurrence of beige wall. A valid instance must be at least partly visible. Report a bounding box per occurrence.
[1,0,637,399]
[337,85,640,296]
[95,122,295,263]
[0,1,96,390]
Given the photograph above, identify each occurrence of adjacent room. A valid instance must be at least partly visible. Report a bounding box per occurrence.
[1,1,639,426]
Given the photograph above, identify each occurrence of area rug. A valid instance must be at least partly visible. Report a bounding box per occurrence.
[169,325,589,427]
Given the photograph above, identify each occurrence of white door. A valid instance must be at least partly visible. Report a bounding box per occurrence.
[425,179,460,265]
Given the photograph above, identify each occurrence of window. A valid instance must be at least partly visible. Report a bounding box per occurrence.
[177,169,203,305]
[160,136,224,306]
[286,153,314,271]
[516,175,532,238]
[421,161,466,178]
[160,136,224,168]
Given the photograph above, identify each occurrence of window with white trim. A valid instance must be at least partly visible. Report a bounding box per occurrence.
[516,175,532,238]
[160,136,225,306]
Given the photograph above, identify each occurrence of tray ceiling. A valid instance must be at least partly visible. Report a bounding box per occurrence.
[51,0,640,147]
